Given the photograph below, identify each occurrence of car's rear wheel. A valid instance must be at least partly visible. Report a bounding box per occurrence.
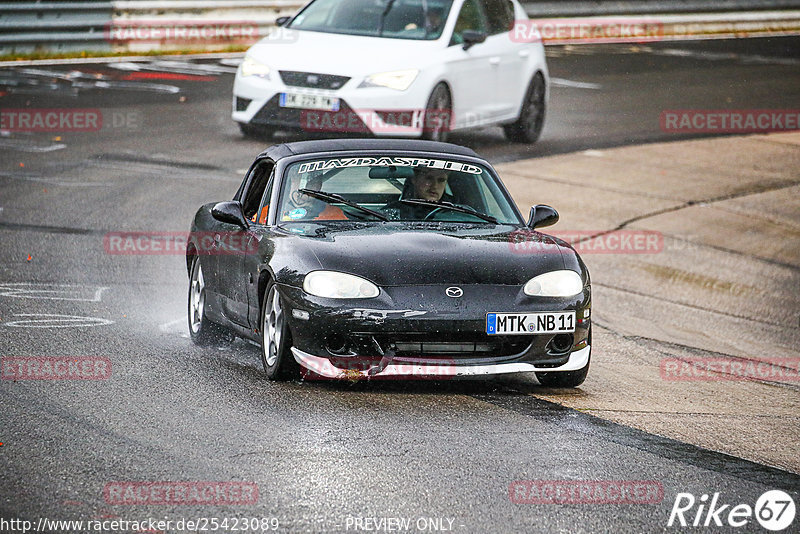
[260,281,298,380]
[504,72,546,144]
[421,83,452,143]
[188,256,227,345]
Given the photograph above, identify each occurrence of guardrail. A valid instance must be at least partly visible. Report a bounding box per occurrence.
[0,1,113,55]
[109,0,303,52]
[2,0,800,58]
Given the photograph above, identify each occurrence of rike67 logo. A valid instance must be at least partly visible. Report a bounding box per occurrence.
[668,490,796,531]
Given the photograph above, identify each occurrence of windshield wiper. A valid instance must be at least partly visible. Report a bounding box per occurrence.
[399,199,499,224]
[299,188,389,221]
[378,0,396,36]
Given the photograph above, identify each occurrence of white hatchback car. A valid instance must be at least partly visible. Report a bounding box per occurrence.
[232,0,547,143]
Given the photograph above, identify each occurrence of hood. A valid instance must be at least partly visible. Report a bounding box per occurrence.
[247,29,441,78]
[277,223,569,286]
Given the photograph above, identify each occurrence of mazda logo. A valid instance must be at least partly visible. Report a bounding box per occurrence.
[445,287,463,298]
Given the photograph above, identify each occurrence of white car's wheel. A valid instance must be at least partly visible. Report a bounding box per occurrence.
[239,123,275,139]
[421,83,452,143]
[504,72,546,144]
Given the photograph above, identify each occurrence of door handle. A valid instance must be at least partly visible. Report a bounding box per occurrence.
[489,56,501,66]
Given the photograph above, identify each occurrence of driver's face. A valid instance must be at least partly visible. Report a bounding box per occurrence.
[411,170,448,202]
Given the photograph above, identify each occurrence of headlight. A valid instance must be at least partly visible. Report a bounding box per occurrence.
[240,56,270,79]
[359,69,418,91]
[523,270,583,297]
[303,271,380,299]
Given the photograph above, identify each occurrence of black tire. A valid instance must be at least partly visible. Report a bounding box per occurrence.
[188,256,228,345]
[239,123,274,139]
[421,83,452,143]
[536,328,591,387]
[503,72,546,144]
[259,280,298,380]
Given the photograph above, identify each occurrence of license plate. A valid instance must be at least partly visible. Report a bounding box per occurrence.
[486,312,575,335]
[279,92,340,111]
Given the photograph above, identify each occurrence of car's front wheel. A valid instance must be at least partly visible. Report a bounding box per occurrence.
[421,83,452,143]
[504,72,546,144]
[260,281,298,380]
[188,256,227,345]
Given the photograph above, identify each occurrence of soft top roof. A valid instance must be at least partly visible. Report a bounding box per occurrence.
[257,138,482,161]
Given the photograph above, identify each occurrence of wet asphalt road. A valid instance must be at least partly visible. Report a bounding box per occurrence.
[1,37,799,533]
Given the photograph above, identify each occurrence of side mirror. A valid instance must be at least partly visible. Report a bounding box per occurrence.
[212,201,249,228]
[461,30,487,50]
[275,16,290,27]
[527,205,559,229]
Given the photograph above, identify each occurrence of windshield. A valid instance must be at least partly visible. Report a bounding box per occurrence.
[277,155,521,224]
[288,0,455,40]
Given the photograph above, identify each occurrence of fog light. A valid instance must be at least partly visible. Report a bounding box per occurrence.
[548,334,574,354]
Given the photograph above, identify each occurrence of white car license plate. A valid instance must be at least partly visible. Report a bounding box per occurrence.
[486,312,575,335]
[279,92,340,111]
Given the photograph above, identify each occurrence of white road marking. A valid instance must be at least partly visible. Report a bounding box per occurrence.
[2,314,114,328]
[0,139,66,152]
[654,48,800,66]
[0,283,109,302]
[159,317,186,333]
[0,173,112,187]
[108,60,237,75]
[550,77,603,90]
[151,60,237,74]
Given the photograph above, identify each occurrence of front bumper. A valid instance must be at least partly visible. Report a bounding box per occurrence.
[292,345,591,379]
[232,71,432,136]
[279,283,591,379]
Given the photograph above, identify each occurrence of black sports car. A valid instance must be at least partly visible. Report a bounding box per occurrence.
[186,139,591,386]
